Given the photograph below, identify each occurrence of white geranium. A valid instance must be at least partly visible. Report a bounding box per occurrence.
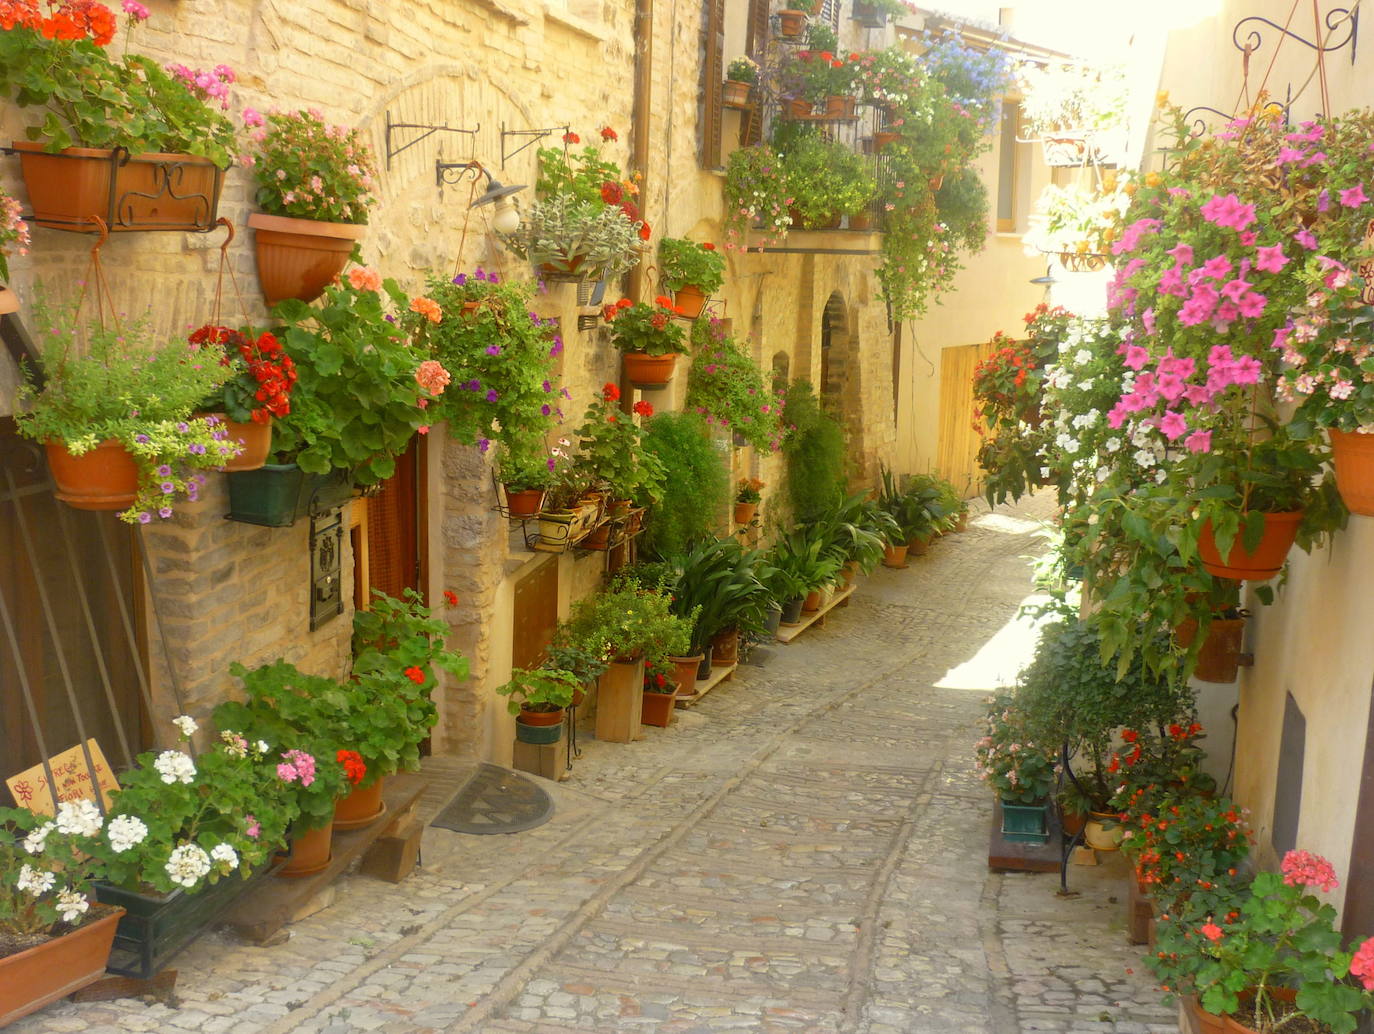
[254,740,269,755]
[107,815,149,854]
[23,821,55,855]
[1133,448,1157,469]
[165,843,212,889]
[1104,437,1122,453]
[1073,348,1094,366]
[209,843,239,871]
[172,714,199,739]
[55,798,103,838]
[56,887,89,924]
[16,864,55,896]
[153,750,196,785]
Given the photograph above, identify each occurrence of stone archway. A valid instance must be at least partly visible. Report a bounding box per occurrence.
[817,292,869,485]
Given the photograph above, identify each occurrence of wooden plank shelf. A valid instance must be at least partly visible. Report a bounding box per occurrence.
[675,662,737,707]
[774,583,855,644]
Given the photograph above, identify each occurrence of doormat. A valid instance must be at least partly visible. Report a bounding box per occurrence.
[428,762,554,835]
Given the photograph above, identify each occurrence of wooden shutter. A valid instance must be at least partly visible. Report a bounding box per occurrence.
[701,0,726,169]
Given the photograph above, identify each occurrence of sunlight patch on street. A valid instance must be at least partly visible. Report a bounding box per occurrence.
[936,591,1055,692]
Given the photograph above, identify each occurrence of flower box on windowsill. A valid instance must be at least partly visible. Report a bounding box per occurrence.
[225,462,354,527]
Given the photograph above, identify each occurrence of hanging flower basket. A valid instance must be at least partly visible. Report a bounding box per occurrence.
[44,438,139,510]
[1176,614,1246,684]
[1329,428,1374,516]
[215,416,273,472]
[246,212,367,306]
[1196,512,1303,581]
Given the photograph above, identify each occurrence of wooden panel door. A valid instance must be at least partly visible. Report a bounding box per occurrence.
[936,340,1000,497]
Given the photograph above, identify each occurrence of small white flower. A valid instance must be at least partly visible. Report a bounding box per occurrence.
[55,799,103,838]
[172,715,199,739]
[1155,468,1168,484]
[1074,348,1094,366]
[1133,448,1157,468]
[209,843,239,871]
[16,864,55,896]
[107,815,149,853]
[1104,437,1122,453]
[1077,379,1095,392]
[1096,466,1111,483]
[153,750,196,785]
[56,887,89,924]
[165,843,212,889]
[254,740,269,755]
[23,822,54,855]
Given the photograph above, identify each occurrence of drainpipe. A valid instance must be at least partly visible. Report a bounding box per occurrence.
[621,0,654,415]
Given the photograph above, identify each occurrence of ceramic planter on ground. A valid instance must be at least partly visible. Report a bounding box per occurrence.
[44,439,140,510]
[1329,428,1374,515]
[0,907,124,1025]
[710,627,740,666]
[1083,811,1124,851]
[667,654,704,698]
[1000,800,1050,845]
[95,865,275,979]
[672,284,708,319]
[278,814,335,877]
[334,776,386,830]
[882,543,909,568]
[722,80,752,107]
[225,462,353,527]
[641,689,677,727]
[622,351,678,388]
[733,501,757,525]
[1197,511,1302,581]
[12,142,223,232]
[247,212,368,306]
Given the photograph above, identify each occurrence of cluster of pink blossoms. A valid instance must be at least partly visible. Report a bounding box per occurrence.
[276,749,316,787]
[1280,848,1340,893]
[1106,342,1261,452]
[165,62,235,110]
[1351,936,1374,990]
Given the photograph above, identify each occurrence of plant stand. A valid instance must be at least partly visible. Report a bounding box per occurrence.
[774,582,854,643]
[595,659,644,743]
[513,736,568,781]
[987,798,1063,873]
[1126,876,1156,946]
[673,662,737,708]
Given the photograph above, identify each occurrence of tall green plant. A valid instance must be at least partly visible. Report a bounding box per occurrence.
[641,412,728,558]
[667,538,771,654]
[782,380,846,523]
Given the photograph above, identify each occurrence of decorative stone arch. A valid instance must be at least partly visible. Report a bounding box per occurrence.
[818,291,868,483]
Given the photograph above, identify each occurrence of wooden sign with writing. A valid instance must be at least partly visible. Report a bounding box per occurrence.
[6,739,119,815]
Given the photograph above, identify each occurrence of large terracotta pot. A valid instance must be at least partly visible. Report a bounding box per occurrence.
[218,416,273,472]
[667,654,704,698]
[733,501,757,525]
[0,907,125,1026]
[1329,428,1374,516]
[1175,615,1246,684]
[12,141,222,231]
[673,284,708,319]
[333,776,386,831]
[45,439,139,510]
[1221,987,1298,1034]
[641,688,678,727]
[907,533,931,556]
[722,80,752,107]
[247,212,367,306]
[776,9,808,36]
[1197,512,1303,581]
[882,543,909,568]
[622,351,678,388]
[1183,996,1229,1034]
[278,812,335,877]
[824,95,857,119]
[710,627,740,666]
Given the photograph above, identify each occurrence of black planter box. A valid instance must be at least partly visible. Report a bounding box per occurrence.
[225,462,354,527]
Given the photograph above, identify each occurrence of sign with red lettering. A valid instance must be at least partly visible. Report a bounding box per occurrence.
[6,740,118,815]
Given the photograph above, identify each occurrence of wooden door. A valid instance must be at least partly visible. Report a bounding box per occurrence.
[936,340,1000,497]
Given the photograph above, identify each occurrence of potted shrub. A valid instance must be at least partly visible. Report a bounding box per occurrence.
[189,324,298,472]
[495,667,580,744]
[0,5,236,231]
[15,297,241,519]
[544,636,611,705]
[722,145,793,251]
[974,694,1057,844]
[0,800,129,1025]
[773,526,841,613]
[782,379,846,524]
[657,238,725,319]
[641,656,685,728]
[723,56,758,108]
[780,133,876,229]
[734,477,763,525]
[228,270,449,526]
[574,382,666,506]
[0,185,30,312]
[684,318,786,451]
[602,296,690,387]
[639,411,729,559]
[245,109,377,304]
[760,541,811,626]
[666,538,770,671]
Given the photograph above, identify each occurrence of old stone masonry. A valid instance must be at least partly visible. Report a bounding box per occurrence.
[13,496,1179,1034]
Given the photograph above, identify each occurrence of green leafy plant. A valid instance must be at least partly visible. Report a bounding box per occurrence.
[605,297,689,355]
[495,667,580,715]
[502,194,645,279]
[573,382,666,501]
[726,56,759,83]
[543,635,611,687]
[685,318,785,451]
[271,271,443,485]
[780,132,875,226]
[973,694,1057,804]
[563,586,693,665]
[535,136,628,206]
[771,526,843,596]
[658,237,726,294]
[811,490,896,573]
[722,146,793,251]
[782,380,847,524]
[1014,59,1129,138]
[736,477,763,505]
[665,537,770,655]
[640,411,728,559]
[14,295,239,524]
[249,109,377,223]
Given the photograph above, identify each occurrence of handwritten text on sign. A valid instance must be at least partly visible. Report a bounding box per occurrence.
[6,739,118,815]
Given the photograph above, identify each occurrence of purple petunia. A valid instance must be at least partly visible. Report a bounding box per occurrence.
[478,438,491,452]
[486,389,499,402]
[160,481,175,494]
[189,443,207,455]
[157,464,172,477]
[158,507,173,518]
[137,512,152,524]
[485,345,501,356]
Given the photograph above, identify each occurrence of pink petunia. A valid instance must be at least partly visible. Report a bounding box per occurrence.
[1185,429,1212,453]
[1200,193,1257,231]
[1341,183,1369,208]
[1160,411,1188,440]
[1254,245,1289,273]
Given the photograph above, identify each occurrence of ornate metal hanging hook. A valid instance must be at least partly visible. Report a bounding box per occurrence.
[1232,8,1359,65]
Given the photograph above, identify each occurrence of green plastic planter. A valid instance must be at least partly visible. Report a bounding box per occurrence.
[1000,800,1050,845]
[226,463,353,526]
[515,718,564,745]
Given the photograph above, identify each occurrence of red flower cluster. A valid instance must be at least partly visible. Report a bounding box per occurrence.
[601,297,634,322]
[632,400,654,417]
[602,382,621,402]
[562,131,580,144]
[443,589,458,605]
[1280,849,1340,893]
[600,126,618,142]
[336,749,367,786]
[404,665,426,684]
[1,0,116,44]
[190,324,297,423]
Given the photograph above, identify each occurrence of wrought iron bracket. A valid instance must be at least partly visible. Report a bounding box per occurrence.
[1233,7,1359,64]
[436,159,483,189]
[499,123,570,168]
[384,113,479,170]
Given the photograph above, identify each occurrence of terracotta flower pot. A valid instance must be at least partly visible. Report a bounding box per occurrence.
[517,705,567,727]
[1183,995,1229,1034]
[824,95,857,119]
[906,534,931,557]
[847,211,875,231]
[1175,615,1246,683]
[1329,428,1374,516]
[1197,512,1303,581]
[12,141,223,232]
[0,907,125,1027]
[1060,807,1087,837]
[278,814,335,877]
[667,654,704,697]
[641,688,678,727]
[710,627,740,666]
[882,543,909,568]
[584,521,612,549]
[218,416,273,472]
[504,487,545,518]
[873,131,900,152]
[802,589,822,612]
[247,212,368,306]
[733,501,757,525]
[333,776,386,831]
[45,439,139,511]
[722,79,752,107]
[782,97,813,120]
[673,284,708,319]
[776,8,808,36]
[1221,987,1298,1034]
[622,351,678,388]
[0,286,18,315]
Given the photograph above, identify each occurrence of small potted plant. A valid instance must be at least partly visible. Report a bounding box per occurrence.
[0,185,30,313]
[189,324,298,472]
[495,667,580,744]
[657,238,725,319]
[573,383,666,509]
[722,145,793,251]
[14,297,241,520]
[0,800,130,1023]
[781,134,876,230]
[603,296,690,387]
[723,56,758,108]
[666,538,770,672]
[973,694,1057,844]
[246,109,377,304]
[495,433,558,518]
[641,651,689,729]
[734,476,763,525]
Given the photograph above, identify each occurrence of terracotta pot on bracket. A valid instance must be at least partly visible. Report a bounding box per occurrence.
[1196,512,1303,581]
[622,351,678,388]
[873,131,900,152]
[733,501,757,525]
[504,487,545,518]
[1175,614,1246,683]
[215,415,273,472]
[722,80,752,107]
[45,439,140,511]
[247,212,367,306]
[776,9,808,36]
[672,284,708,319]
[1329,428,1374,515]
[824,95,857,119]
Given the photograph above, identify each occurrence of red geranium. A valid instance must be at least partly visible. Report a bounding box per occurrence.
[562,131,580,144]
[602,382,621,401]
[600,126,618,141]
[633,400,654,417]
[189,324,297,423]
[443,590,458,605]
[404,666,426,684]
[336,749,367,786]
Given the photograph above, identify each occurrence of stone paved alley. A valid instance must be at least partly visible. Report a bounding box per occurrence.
[12,496,1179,1034]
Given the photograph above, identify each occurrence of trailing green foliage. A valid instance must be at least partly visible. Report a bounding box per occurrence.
[782,380,846,524]
[640,412,728,559]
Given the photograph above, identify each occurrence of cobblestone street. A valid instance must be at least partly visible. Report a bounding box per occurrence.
[12,495,1178,1034]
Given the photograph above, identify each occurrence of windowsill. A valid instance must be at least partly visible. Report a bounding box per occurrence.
[543,5,603,39]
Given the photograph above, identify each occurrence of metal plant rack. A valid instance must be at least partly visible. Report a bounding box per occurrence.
[1233,7,1359,64]
[1057,741,1091,895]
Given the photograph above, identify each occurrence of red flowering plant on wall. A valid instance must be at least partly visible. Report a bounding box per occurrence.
[190,325,297,424]
[603,297,688,356]
[572,382,666,503]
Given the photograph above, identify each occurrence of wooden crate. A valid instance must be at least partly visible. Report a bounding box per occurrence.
[595,658,643,743]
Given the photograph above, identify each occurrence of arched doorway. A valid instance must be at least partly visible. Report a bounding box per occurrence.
[817,292,867,483]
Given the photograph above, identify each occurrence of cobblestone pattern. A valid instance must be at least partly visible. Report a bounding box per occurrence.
[12,494,1181,1034]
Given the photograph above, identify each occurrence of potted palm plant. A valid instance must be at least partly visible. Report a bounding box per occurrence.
[667,538,771,674]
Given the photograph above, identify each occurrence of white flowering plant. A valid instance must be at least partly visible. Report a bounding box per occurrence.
[973,694,1057,805]
[0,798,127,943]
[87,716,294,896]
